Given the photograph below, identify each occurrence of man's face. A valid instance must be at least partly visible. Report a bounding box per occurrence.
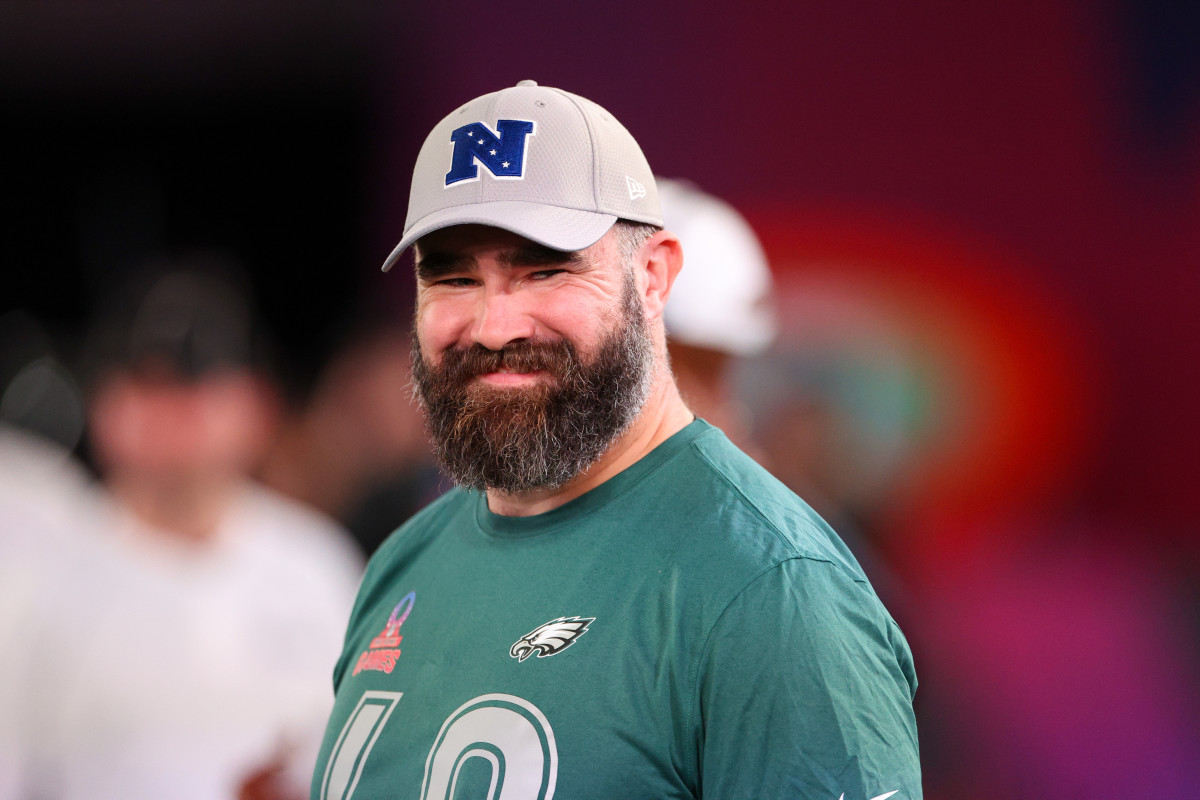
[90,368,272,481]
[410,225,654,493]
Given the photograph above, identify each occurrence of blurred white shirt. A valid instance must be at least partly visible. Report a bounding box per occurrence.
[7,477,363,800]
[0,426,99,799]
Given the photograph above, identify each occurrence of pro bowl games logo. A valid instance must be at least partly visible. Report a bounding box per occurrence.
[352,591,415,676]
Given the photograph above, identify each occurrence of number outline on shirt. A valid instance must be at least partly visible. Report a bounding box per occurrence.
[320,690,403,800]
[320,691,558,800]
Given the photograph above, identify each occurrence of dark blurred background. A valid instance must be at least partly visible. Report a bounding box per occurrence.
[4,1,1199,797]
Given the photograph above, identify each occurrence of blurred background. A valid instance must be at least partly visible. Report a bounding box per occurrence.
[3,1,1199,798]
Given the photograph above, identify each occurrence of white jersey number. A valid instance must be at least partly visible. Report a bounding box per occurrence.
[320,692,558,800]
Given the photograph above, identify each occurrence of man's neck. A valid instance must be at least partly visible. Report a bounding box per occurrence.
[485,379,694,517]
[108,472,241,544]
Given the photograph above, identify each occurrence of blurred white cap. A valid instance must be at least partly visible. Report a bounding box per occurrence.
[659,178,777,356]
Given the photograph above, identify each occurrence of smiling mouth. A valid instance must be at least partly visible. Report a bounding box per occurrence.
[477,368,546,386]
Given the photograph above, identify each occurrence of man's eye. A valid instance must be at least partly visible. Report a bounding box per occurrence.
[434,277,476,287]
[529,269,565,281]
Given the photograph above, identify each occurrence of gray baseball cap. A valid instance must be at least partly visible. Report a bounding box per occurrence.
[382,80,663,271]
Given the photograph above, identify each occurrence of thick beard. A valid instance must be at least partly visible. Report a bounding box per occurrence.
[411,275,654,494]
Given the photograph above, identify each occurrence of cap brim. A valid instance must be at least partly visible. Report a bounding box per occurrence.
[381,201,618,272]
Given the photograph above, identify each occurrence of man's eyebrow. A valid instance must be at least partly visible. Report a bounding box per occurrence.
[498,243,583,268]
[414,251,474,280]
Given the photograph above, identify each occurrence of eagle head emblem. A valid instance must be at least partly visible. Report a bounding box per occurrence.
[510,616,594,662]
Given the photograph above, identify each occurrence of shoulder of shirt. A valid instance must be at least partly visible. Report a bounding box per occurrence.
[675,423,869,585]
[364,486,472,566]
[675,428,913,684]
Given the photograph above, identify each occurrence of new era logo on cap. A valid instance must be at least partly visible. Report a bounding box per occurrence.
[445,119,537,186]
[626,176,647,200]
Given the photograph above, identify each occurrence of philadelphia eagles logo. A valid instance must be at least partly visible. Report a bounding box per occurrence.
[510,616,594,662]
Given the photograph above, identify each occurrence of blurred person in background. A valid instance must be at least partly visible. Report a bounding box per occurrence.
[7,259,363,800]
[656,177,776,455]
[0,311,97,798]
[0,424,99,800]
[657,179,909,619]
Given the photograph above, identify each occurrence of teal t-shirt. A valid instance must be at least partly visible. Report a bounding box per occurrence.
[312,420,921,800]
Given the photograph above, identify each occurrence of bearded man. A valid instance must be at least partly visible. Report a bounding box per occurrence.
[312,81,922,800]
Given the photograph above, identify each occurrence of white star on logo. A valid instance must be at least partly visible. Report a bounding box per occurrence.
[501,161,510,168]
[489,149,497,155]
[477,139,484,145]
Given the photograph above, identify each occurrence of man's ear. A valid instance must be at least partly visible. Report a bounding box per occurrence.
[638,230,683,322]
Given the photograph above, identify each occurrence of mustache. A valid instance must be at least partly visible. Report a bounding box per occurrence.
[436,339,577,384]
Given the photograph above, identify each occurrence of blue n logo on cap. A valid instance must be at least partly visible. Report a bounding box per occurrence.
[445,120,536,186]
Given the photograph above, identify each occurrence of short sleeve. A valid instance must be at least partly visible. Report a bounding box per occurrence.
[695,557,922,800]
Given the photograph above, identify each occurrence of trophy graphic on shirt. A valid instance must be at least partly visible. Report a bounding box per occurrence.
[354,590,415,676]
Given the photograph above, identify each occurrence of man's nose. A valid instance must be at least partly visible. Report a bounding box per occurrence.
[471,288,536,351]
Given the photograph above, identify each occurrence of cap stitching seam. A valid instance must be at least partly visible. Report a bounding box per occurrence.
[552,88,602,214]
